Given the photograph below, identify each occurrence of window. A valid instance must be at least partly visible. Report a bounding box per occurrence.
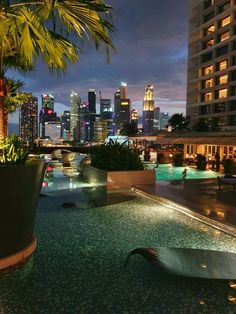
[202,52,213,63]
[199,105,211,115]
[230,71,236,81]
[213,102,226,113]
[218,2,230,14]
[218,88,227,98]
[204,78,213,88]
[219,31,230,42]
[204,39,214,48]
[217,59,228,70]
[205,25,215,35]
[220,16,231,27]
[203,65,213,75]
[216,45,229,57]
[229,100,236,111]
[230,115,236,125]
[218,74,228,84]
[204,11,215,22]
[205,0,215,9]
[204,92,213,101]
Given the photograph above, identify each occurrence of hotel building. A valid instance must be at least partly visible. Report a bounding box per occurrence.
[187,0,236,131]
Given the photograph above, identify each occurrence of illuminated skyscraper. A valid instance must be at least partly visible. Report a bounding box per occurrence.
[153,107,160,130]
[70,91,81,141]
[142,85,154,132]
[19,94,38,145]
[88,89,96,141]
[39,93,58,138]
[61,110,70,140]
[131,109,138,129]
[114,82,131,134]
[100,97,113,136]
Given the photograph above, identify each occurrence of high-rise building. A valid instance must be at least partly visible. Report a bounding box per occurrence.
[160,112,169,130]
[153,107,160,130]
[100,98,113,136]
[88,89,96,141]
[187,0,236,131]
[114,89,121,133]
[61,110,70,140]
[70,91,81,141]
[80,102,90,142]
[120,82,128,99]
[39,93,59,138]
[42,93,54,110]
[114,82,131,134]
[19,94,38,145]
[131,109,138,128]
[142,85,154,132]
[44,121,62,141]
[94,118,107,143]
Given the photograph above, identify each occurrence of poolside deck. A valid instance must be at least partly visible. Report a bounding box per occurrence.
[136,178,236,232]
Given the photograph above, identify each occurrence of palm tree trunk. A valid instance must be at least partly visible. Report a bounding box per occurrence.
[0,79,5,142]
[3,107,8,138]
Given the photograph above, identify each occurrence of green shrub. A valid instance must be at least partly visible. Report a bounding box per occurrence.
[0,135,28,165]
[196,154,206,170]
[89,141,144,171]
[173,153,184,167]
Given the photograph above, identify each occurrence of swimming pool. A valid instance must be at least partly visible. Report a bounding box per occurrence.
[156,164,220,181]
[1,183,236,313]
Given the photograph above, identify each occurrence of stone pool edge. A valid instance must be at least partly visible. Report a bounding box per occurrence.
[133,187,236,239]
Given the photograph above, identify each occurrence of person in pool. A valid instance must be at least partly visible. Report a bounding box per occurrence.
[182,168,187,180]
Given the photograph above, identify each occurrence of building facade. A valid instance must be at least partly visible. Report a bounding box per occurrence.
[61,110,70,140]
[39,94,58,138]
[19,94,38,145]
[70,91,81,141]
[131,109,138,128]
[187,0,236,131]
[142,85,154,132]
[100,98,113,137]
[88,89,96,141]
[153,107,160,130]
[114,82,131,134]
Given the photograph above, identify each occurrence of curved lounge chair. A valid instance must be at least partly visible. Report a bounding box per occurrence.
[217,176,236,191]
[126,247,236,279]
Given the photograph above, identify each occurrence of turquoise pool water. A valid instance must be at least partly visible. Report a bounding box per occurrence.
[156,164,220,181]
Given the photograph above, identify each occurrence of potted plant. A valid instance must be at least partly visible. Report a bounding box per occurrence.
[224,158,235,175]
[82,141,155,191]
[196,154,207,171]
[0,135,47,270]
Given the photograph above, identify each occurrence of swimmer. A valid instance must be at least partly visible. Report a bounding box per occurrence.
[182,168,187,180]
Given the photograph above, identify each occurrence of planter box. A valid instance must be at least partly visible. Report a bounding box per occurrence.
[82,166,155,205]
[0,161,47,269]
[82,166,155,190]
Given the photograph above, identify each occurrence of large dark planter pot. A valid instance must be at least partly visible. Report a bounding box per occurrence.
[0,161,47,269]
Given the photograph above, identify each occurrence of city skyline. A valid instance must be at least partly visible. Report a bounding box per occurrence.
[9,0,188,126]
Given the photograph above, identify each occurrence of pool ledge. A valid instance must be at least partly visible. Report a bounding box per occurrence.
[0,237,37,270]
[133,187,236,238]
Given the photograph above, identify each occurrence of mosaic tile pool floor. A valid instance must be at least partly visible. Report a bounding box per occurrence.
[1,187,236,313]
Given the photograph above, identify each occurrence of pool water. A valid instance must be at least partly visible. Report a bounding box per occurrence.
[0,185,236,313]
[156,164,220,181]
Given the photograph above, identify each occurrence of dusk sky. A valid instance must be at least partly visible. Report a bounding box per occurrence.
[9,0,188,125]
